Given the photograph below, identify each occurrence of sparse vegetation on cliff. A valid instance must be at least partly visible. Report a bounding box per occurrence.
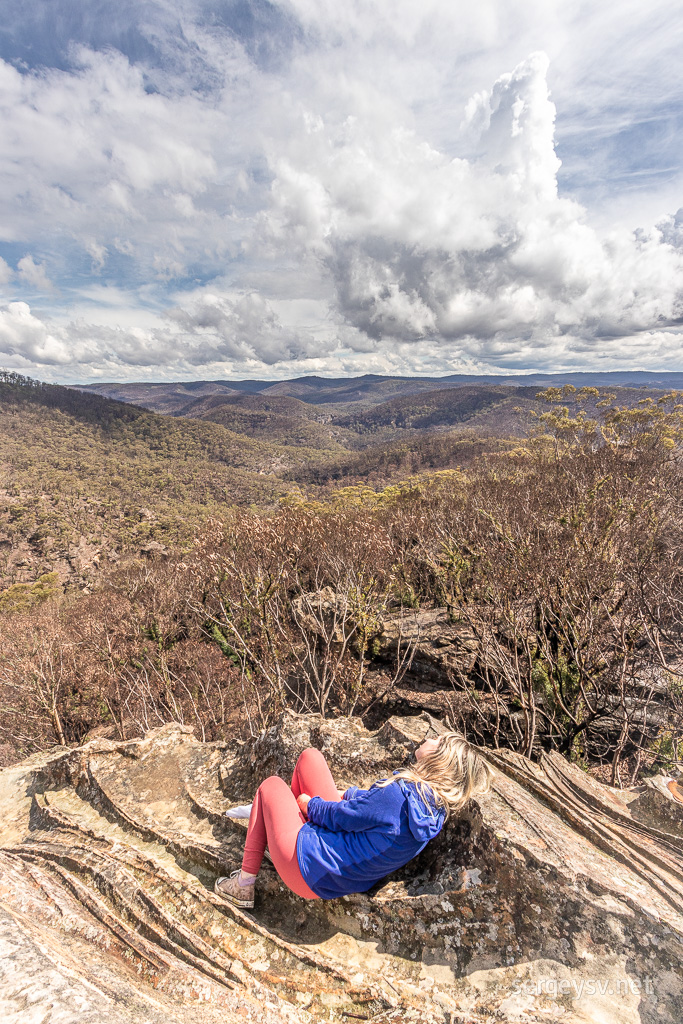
[1,373,682,785]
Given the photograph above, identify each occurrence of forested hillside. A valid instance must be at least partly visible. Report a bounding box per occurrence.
[175,393,353,450]
[0,374,305,593]
[1,372,682,791]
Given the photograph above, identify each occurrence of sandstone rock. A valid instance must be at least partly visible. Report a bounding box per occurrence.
[67,535,100,572]
[0,713,681,1024]
[140,540,169,557]
[378,608,480,688]
[290,586,372,646]
[627,774,683,836]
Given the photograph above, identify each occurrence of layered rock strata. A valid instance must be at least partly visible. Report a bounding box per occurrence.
[1,712,682,1024]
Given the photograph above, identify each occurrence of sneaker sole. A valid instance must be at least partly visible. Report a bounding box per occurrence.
[213,878,254,909]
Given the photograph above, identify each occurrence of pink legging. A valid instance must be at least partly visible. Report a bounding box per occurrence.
[242,747,340,899]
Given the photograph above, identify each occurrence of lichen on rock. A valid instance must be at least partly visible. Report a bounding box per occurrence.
[1,711,682,1023]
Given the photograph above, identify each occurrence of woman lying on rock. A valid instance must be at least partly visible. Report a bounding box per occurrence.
[214,733,493,908]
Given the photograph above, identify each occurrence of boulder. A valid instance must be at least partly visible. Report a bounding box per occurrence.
[140,539,169,557]
[378,608,480,687]
[0,712,682,1024]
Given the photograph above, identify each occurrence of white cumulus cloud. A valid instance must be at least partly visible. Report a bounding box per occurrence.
[262,52,683,367]
[0,1,682,379]
[167,292,319,365]
[17,255,54,292]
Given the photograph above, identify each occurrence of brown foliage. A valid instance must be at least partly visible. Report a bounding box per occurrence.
[1,389,682,783]
[0,562,243,763]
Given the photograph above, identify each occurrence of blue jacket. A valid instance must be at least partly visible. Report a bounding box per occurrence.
[295,778,445,899]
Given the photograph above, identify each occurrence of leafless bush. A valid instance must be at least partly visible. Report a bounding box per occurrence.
[192,508,417,730]
[2,393,682,781]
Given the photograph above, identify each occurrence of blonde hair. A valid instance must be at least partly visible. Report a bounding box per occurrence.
[378,731,494,820]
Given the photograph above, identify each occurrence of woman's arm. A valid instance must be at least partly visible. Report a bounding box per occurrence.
[297,786,364,817]
[305,785,401,833]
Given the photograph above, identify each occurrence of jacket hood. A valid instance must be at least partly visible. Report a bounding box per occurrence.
[398,779,445,842]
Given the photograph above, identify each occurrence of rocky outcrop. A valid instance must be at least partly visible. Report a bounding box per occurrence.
[1,712,682,1024]
[379,609,479,686]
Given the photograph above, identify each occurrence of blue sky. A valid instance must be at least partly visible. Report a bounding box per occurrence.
[0,0,682,382]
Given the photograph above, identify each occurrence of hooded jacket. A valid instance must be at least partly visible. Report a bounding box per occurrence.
[296,777,445,900]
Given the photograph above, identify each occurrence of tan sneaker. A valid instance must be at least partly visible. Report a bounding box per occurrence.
[214,869,255,909]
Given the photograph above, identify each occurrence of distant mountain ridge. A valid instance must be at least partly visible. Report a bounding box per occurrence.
[75,370,683,414]
[4,371,680,596]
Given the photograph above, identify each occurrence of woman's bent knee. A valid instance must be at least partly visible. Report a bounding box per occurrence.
[296,748,327,768]
[259,775,291,796]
